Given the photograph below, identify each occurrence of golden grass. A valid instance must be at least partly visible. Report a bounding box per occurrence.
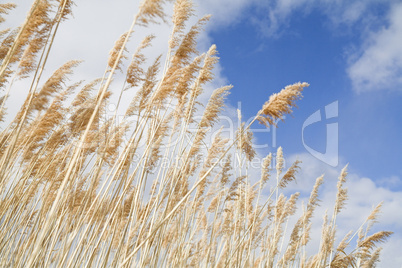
[0,0,391,267]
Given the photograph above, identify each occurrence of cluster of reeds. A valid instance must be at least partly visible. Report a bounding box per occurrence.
[0,0,391,267]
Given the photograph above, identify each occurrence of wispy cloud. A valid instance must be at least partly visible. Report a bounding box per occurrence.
[347,3,402,92]
[202,0,402,93]
[247,0,379,38]
[195,0,254,29]
[286,153,402,267]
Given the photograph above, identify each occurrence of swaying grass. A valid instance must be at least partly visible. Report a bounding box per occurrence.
[0,0,392,267]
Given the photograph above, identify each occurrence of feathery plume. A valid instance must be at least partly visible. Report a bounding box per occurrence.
[261,153,272,184]
[334,165,348,214]
[31,60,81,112]
[138,0,167,26]
[152,17,210,105]
[126,55,161,116]
[236,123,256,162]
[108,32,130,72]
[0,29,16,61]
[355,231,393,265]
[187,85,231,159]
[71,79,101,107]
[126,35,154,89]
[175,54,203,101]
[358,231,393,251]
[330,231,356,267]
[0,1,392,267]
[169,0,194,49]
[365,202,383,233]
[170,15,210,70]
[199,85,231,128]
[279,160,301,189]
[100,122,129,166]
[197,44,218,85]
[276,146,284,175]
[362,247,382,268]
[9,0,53,65]
[196,128,228,203]
[0,3,17,24]
[0,95,6,122]
[225,175,247,202]
[219,153,232,186]
[57,0,75,20]
[146,114,171,171]
[299,175,324,247]
[17,32,47,78]
[258,82,309,126]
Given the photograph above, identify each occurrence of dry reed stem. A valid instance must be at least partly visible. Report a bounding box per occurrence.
[0,1,392,267]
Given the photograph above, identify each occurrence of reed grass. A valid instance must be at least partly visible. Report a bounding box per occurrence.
[0,0,391,267]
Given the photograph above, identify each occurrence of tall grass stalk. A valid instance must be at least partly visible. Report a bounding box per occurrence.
[0,0,391,267]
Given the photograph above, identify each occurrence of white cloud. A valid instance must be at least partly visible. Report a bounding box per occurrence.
[223,0,402,93]
[245,0,380,37]
[196,0,402,93]
[284,153,402,267]
[347,3,402,92]
[378,175,402,188]
[243,151,402,267]
[251,0,311,37]
[194,0,254,29]
[3,2,401,266]
[2,0,236,123]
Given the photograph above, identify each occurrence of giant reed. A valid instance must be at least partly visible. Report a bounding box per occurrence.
[0,0,391,267]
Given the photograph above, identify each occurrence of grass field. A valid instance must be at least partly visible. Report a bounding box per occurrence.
[0,0,392,267]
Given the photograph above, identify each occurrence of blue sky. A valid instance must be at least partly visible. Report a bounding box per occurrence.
[197,1,402,265]
[205,0,402,187]
[4,0,402,266]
